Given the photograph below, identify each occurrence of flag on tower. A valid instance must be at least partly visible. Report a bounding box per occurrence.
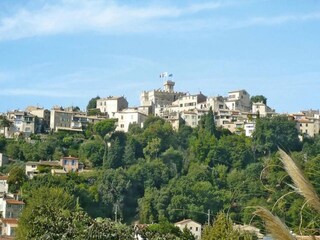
[159,72,168,78]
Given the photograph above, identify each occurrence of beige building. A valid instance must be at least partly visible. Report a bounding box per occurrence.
[175,219,202,239]
[96,96,128,118]
[60,156,82,173]
[26,157,83,179]
[115,108,148,132]
[172,93,207,112]
[199,96,226,111]
[225,90,251,112]
[140,80,186,114]
[26,106,51,133]
[50,107,87,132]
[5,111,36,137]
[252,102,275,117]
[180,109,207,128]
[25,160,61,179]
[50,107,107,132]
[296,119,319,138]
[290,112,320,138]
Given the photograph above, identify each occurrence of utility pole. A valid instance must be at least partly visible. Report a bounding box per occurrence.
[207,209,211,225]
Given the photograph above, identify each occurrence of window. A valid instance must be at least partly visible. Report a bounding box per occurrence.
[196,227,199,231]
[120,124,124,128]
[71,160,75,166]
[190,227,192,230]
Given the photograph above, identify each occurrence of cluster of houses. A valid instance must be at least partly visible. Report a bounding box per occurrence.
[0,156,83,239]
[0,176,24,239]
[1,78,319,139]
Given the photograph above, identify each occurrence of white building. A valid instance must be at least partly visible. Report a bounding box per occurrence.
[0,198,24,218]
[175,219,202,240]
[115,108,148,132]
[244,122,256,137]
[0,175,8,194]
[96,96,128,118]
[0,153,9,167]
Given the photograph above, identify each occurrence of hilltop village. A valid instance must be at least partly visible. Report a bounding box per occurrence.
[0,78,319,239]
[1,79,319,139]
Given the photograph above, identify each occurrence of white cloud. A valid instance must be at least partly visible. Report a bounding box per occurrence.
[0,0,227,40]
[1,0,320,40]
[231,12,320,28]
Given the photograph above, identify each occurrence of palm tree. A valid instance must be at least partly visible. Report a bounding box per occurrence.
[0,115,12,137]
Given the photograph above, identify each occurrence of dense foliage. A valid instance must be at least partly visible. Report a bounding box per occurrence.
[0,114,319,237]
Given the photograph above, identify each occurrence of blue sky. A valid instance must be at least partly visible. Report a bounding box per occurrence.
[0,0,319,113]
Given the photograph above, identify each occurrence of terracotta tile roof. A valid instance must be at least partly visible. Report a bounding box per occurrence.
[5,199,25,205]
[297,119,313,123]
[1,218,18,225]
[0,176,8,180]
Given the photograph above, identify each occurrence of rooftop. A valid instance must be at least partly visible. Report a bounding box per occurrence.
[5,199,25,205]
[1,218,18,225]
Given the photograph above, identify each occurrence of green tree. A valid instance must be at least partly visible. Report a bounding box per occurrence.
[252,115,301,155]
[8,166,27,193]
[138,221,196,240]
[143,137,161,159]
[17,187,76,239]
[123,139,137,167]
[0,135,6,151]
[86,96,100,111]
[5,142,23,160]
[98,168,131,219]
[17,186,134,239]
[210,134,254,169]
[205,107,217,136]
[189,129,218,164]
[93,119,116,139]
[251,95,267,105]
[202,212,256,240]
[79,138,105,167]
[0,115,12,137]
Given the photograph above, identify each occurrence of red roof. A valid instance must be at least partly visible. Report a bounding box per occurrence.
[1,218,18,225]
[5,199,25,205]
[0,176,8,180]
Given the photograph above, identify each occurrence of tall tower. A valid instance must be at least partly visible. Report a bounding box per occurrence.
[163,80,175,92]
